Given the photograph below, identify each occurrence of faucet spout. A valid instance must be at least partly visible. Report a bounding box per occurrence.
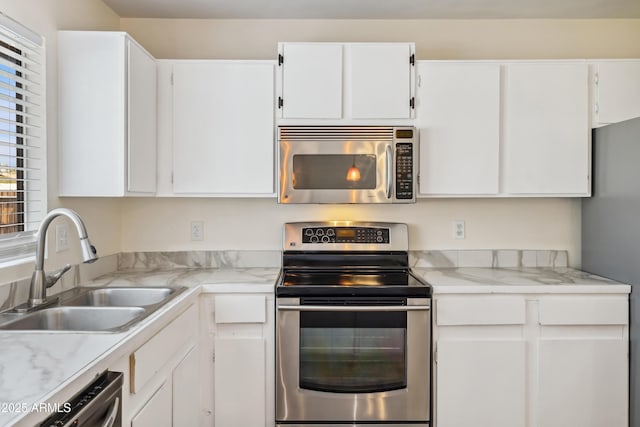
[28,208,98,307]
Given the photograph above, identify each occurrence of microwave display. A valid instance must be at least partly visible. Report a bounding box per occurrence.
[292,154,376,190]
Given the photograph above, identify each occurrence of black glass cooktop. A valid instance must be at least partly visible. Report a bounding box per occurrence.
[277,269,431,297]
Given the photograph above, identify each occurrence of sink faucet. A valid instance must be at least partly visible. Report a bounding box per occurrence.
[28,208,98,307]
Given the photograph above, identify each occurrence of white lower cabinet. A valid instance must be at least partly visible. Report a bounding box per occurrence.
[131,381,172,427]
[433,294,628,427]
[437,340,526,427]
[113,303,200,426]
[200,291,275,427]
[435,296,527,427]
[214,338,265,426]
[535,297,628,427]
[172,346,200,426]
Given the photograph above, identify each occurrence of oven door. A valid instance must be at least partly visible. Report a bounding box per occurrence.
[276,297,431,423]
[278,138,392,204]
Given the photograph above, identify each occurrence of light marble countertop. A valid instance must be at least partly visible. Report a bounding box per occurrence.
[0,264,629,426]
[415,267,631,294]
[0,267,279,427]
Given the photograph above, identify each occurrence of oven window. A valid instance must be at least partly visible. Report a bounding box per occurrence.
[299,310,407,393]
[292,154,376,189]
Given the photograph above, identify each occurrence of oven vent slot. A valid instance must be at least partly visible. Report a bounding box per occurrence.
[279,126,395,141]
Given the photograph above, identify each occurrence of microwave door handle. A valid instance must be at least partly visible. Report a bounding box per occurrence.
[386,144,393,199]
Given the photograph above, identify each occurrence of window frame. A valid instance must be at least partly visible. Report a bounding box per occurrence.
[0,12,46,266]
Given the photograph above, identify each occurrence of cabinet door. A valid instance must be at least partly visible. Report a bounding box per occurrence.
[436,340,526,427]
[58,31,126,196]
[127,38,157,194]
[214,338,266,427]
[348,44,412,119]
[595,61,640,125]
[417,61,500,195]
[538,339,627,427]
[131,381,172,427]
[172,61,275,194]
[280,43,343,119]
[503,63,590,195]
[173,346,200,426]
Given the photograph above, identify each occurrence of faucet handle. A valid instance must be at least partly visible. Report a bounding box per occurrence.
[45,264,72,289]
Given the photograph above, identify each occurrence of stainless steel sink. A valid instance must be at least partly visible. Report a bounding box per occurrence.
[0,286,187,333]
[0,307,145,331]
[65,287,176,307]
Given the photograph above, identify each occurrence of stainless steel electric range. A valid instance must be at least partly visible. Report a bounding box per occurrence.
[275,221,432,427]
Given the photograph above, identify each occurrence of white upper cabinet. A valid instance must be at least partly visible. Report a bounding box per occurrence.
[279,43,342,119]
[417,60,589,197]
[348,44,413,119]
[170,60,275,195]
[592,60,640,126]
[277,42,415,123]
[58,31,157,197]
[503,62,590,196]
[417,61,501,196]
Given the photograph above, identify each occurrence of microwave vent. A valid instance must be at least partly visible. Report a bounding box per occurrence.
[279,126,395,141]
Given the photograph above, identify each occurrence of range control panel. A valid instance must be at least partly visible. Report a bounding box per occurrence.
[302,227,390,244]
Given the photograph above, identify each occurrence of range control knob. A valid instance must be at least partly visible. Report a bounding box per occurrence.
[316,229,324,236]
[310,235,319,243]
[305,229,314,236]
[321,235,330,243]
[327,229,335,237]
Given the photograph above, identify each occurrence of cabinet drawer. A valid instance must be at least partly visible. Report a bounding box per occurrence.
[539,298,628,325]
[436,296,526,326]
[130,304,197,393]
[215,294,266,324]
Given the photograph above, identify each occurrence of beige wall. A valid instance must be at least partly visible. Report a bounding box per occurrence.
[121,197,580,255]
[121,18,640,60]
[3,11,640,281]
[0,0,121,283]
[115,17,640,268]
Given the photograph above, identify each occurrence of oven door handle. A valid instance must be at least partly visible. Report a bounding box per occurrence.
[278,304,430,312]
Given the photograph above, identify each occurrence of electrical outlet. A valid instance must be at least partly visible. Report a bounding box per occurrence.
[56,223,70,252]
[191,221,204,241]
[453,220,465,240]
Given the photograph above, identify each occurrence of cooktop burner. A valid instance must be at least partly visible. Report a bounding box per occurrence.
[278,269,430,297]
[278,222,431,298]
[283,270,412,287]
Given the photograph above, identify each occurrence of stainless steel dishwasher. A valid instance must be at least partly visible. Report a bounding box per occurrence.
[39,371,123,427]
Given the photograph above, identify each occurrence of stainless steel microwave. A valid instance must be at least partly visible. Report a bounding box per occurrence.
[278,126,417,204]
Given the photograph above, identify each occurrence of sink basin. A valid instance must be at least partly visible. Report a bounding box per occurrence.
[66,287,176,307]
[0,285,187,332]
[0,307,145,332]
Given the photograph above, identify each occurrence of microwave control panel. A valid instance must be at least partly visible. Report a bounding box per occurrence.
[395,142,414,200]
[302,227,390,244]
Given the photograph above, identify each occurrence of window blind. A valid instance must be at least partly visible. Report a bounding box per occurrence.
[0,12,45,264]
